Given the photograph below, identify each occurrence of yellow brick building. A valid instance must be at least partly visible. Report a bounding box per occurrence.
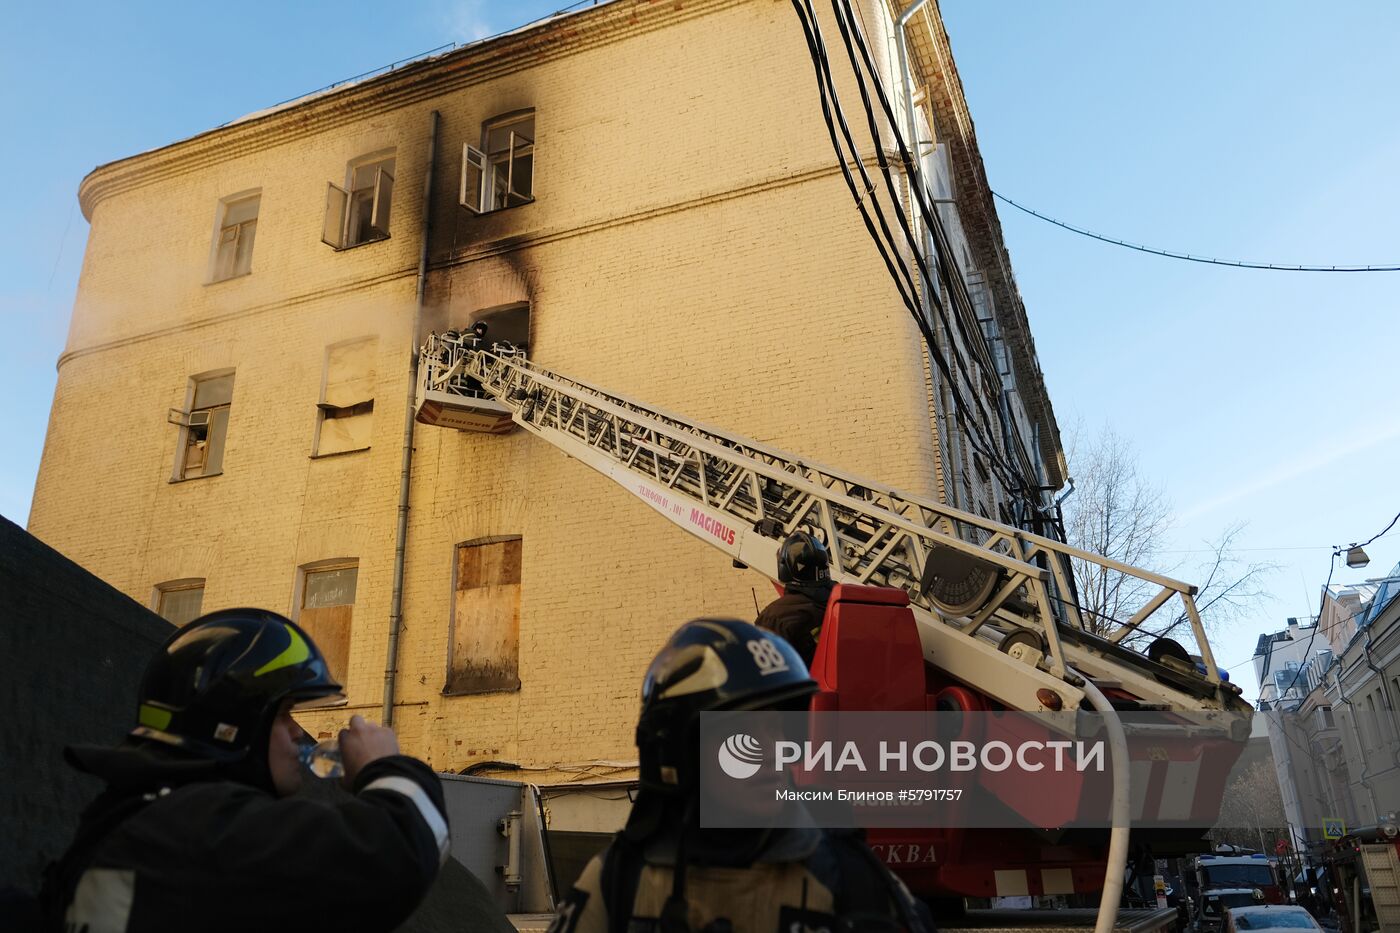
[30,0,1064,787]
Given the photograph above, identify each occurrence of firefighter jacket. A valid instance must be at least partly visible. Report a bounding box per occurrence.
[549,826,934,933]
[44,741,449,933]
[755,585,832,665]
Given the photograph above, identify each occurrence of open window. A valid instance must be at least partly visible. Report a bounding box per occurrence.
[323,153,395,249]
[209,192,259,282]
[472,303,530,354]
[461,111,534,214]
[155,579,205,626]
[315,337,377,456]
[296,562,357,690]
[168,372,234,480]
[445,537,522,695]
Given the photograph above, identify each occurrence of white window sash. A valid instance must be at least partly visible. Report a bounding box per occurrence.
[322,182,349,249]
[369,168,394,238]
[460,144,487,214]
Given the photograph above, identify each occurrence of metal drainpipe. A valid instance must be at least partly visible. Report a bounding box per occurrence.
[383,110,439,727]
[1363,627,1400,743]
[895,0,961,514]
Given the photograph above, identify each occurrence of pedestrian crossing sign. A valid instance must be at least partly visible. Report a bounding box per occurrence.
[1323,818,1346,839]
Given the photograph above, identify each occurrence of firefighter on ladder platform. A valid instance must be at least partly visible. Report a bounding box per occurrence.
[755,531,835,666]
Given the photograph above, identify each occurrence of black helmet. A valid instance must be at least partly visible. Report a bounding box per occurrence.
[637,619,815,794]
[777,530,831,586]
[132,608,343,762]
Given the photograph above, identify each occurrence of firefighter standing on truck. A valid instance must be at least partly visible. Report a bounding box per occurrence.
[755,531,835,665]
[549,618,933,933]
[41,609,450,933]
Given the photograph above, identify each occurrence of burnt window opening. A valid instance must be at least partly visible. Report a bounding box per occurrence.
[460,111,534,215]
[473,304,530,355]
[168,372,234,480]
[323,153,395,249]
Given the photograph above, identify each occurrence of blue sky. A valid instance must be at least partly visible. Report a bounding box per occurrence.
[4,1,1397,701]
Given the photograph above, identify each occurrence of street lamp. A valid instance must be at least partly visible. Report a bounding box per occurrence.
[1345,545,1370,570]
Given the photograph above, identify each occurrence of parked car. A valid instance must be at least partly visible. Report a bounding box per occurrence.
[1195,888,1266,931]
[1225,904,1323,931]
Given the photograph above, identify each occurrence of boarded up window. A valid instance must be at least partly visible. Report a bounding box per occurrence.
[156,581,204,626]
[299,565,357,686]
[446,538,521,694]
[316,339,376,455]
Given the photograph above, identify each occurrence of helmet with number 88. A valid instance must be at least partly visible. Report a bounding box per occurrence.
[636,618,815,795]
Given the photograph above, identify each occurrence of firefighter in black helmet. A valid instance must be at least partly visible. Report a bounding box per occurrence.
[755,530,835,664]
[549,619,933,933]
[42,609,450,933]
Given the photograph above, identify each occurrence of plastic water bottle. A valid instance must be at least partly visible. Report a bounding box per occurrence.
[299,739,344,779]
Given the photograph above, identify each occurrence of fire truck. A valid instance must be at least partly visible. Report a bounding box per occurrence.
[416,334,1253,931]
[1192,855,1284,906]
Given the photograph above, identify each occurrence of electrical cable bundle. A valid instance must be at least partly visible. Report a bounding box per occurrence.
[787,0,1044,520]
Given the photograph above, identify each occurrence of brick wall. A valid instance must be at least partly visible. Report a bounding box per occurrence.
[29,0,1036,779]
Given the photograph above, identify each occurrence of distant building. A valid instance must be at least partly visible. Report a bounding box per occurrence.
[1318,581,1377,656]
[1255,616,1344,853]
[1257,565,1400,854]
[1322,563,1400,830]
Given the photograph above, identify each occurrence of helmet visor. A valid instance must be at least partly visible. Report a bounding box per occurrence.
[289,688,347,710]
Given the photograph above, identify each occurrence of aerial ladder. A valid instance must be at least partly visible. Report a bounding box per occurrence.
[416,332,1251,925]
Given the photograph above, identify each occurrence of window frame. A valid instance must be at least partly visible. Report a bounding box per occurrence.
[153,578,206,626]
[322,151,395,250]
[207,190,261,283]
[168,370,235,482]
[292,558,359,705]
[444,535,523,696]
[312,337,377,457]
[460,111,534,215]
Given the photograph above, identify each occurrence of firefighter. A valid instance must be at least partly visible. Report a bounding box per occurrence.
[755,530,835,664]
[549,619,933,933]
[42,609,449,932]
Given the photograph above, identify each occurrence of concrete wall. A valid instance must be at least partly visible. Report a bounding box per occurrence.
[0,516,173,892]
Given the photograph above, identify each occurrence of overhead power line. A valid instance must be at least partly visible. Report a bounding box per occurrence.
[992,192,1400,273]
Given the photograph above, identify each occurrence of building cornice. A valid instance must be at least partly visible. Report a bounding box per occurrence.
[77,0,746,221]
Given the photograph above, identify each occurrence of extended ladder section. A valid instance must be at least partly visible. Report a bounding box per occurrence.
[417,334,1248,719]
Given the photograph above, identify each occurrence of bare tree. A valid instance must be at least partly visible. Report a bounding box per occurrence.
[1213,759,1289,853]
[1061,425,1274,649]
